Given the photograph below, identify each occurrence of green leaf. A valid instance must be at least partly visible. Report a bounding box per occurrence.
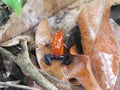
[2,0,22,16]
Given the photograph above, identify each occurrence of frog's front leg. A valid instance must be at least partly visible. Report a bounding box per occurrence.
[44,54,61,65]
[44,54,53,65]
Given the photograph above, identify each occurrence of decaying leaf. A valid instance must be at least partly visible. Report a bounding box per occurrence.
[64,45,101,90]
[110,19,120,90]
[64,54,101,90]
[35,20,65,80]
[63,0,120,90]
[79,0,119,89]
[48,0,90,34]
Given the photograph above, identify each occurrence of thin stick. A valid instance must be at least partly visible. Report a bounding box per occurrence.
[0,81,39,90]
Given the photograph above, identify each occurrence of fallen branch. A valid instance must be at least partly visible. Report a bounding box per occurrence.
[0,40,58,90]
[0,81,39,90]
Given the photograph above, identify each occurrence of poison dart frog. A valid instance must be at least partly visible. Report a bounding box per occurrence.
[44,30,72,65]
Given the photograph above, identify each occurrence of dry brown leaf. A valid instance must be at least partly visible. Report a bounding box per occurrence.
[110,19,120,90]
[35,20,65,80]
[64,55,101,90]
[78,0,119,89]
[64,45,101,90]
[63,0,120,90]
[48,0,92,34]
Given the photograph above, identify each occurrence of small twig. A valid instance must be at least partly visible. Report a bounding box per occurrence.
[0,85,8,88]
[0,81,39,90]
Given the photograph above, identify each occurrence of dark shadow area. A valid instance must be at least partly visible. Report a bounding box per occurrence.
[110,4,120,25]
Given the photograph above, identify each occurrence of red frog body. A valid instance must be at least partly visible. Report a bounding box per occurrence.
[52,31,64,58]
[44,30,71,65]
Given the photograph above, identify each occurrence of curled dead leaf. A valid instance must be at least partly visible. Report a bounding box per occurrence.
[69,45,79,55]
[64,55,102,90]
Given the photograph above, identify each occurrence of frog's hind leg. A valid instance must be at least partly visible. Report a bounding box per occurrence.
[60,55,72,65]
